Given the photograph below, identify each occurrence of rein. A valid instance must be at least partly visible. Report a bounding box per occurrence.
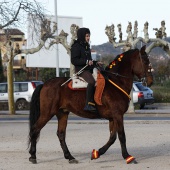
[104,70,132,78]
[96,67,131,100]
[108,79,131,100]
[96,68,131,100]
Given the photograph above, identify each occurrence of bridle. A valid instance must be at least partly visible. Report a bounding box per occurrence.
[139,52,153,86]
[139,52,147,85]
[97,52,152,82]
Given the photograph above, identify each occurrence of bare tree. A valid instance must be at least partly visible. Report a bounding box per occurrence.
[0,0,49,114]
[0,0,46,29]
[0,0,80,114]
[105,20,170,55]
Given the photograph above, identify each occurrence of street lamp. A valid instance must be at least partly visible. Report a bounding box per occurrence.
[54,0,59,77]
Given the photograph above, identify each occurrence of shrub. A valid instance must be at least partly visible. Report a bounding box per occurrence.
[152,84,170,103]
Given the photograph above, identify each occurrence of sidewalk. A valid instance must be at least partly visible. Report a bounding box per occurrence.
[135,103,170,114]
[1,103,170,114]
[0,106,170,123]
[0,103,170,123]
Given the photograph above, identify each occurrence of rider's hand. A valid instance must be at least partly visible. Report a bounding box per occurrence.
[88,60,93,66]
[97,61,103,67]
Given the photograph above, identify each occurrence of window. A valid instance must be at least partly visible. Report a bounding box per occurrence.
[136,83,148,91]
[20,83,28,92]
[14,83,20,92]
[14,83,28,92]
[34,82,43,87]
[11,38,22,41]
[0,84,7,93]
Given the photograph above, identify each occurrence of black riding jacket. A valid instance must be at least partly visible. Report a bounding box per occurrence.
[71,40,94,73]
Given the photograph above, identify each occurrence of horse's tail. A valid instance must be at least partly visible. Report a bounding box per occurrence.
[28,84,43,147]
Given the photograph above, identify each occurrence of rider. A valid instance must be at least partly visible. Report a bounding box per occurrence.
[71,27,102,112]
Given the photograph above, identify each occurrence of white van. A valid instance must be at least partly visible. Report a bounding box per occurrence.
[0,81,43,110]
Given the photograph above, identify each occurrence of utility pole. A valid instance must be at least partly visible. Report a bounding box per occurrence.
[54,0,59,77]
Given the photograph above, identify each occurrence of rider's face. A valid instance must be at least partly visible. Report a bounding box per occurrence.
[85,33,90,43]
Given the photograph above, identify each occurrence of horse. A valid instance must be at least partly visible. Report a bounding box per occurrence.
[28,45,153,164]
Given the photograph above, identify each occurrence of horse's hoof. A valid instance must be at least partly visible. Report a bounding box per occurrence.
[29,157,37,164]
[126,156,137,164]
[91,149,100,160]
[127,159,138,164]
[131,159,138,164]
[69,159,79,164]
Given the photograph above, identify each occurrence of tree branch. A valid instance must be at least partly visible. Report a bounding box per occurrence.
[44,24,79,56]
[0,2,22,29]
[105,20,170,54]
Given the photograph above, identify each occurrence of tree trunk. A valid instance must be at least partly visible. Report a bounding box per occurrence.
[7,57,15,114]
[70,63,75,77]
[127,90,135,114]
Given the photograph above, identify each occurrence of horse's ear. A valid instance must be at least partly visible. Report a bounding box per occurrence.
[140,45,146,54]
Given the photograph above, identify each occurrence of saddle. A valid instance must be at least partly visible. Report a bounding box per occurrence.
[68,68,105,105]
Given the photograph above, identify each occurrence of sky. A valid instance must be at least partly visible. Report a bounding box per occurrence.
[39,0,170,45]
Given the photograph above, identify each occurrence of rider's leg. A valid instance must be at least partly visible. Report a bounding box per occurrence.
[80,71,96,112]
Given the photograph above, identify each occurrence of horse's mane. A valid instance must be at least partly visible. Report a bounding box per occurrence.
[105,49,138,71]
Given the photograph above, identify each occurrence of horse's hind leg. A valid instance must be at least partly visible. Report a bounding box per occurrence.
[91,120,117,159]
[29,114,53,164]
[29,128,39,164]
[57,112,78,164]
[116,115,137,164]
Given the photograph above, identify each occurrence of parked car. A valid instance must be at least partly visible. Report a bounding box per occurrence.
[0,81,43,110]
[133,81,154,109]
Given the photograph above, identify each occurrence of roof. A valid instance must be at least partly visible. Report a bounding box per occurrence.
[0,29,25,35]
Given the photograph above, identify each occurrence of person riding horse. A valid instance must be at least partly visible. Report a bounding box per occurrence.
[71,27,102,112]
[28,46,153,164]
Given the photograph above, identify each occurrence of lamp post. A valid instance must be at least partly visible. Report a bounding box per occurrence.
[54,0,59,77]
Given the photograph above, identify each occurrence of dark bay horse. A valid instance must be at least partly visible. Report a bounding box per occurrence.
[28,46,153,164]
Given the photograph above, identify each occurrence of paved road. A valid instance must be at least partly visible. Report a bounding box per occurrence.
[1,103,170,169]
[0,121,170,170]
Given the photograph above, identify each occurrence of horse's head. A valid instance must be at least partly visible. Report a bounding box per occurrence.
[104,47,153,87]
[139,45,153,87]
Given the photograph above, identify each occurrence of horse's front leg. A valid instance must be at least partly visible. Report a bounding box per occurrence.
[91,120,117,159]
[57,112,78,164]
[116,115,137,164]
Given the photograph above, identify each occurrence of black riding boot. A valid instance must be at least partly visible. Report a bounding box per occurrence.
[84,84,97,112]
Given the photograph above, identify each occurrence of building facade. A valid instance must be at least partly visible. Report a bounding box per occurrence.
[0,28,26,74]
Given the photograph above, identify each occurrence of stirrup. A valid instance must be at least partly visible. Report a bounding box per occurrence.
[84,102,97,112]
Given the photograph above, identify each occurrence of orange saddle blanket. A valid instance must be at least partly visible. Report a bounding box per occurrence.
[94,72,105,105]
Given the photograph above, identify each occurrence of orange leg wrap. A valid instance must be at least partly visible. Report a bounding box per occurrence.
[126,155,135,164]
[91,149,99,160]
